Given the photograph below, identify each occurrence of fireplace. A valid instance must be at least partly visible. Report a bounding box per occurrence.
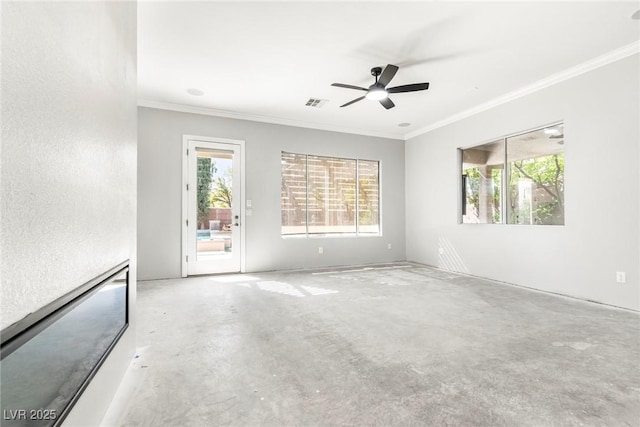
[1,261,129,426]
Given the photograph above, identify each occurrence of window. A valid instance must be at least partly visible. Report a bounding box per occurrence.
[461,123,564,225]
[307,156,357,234]
[281,152,380,236]
[281,153,307,235]
[357,160,380,234]
[462,140,504,224]
[506,128,564,225]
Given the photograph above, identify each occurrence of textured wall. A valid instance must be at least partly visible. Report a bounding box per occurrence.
[1,2,137,328]
[1,2,137,424]
[137,108,406,280]
[405,55,639,310]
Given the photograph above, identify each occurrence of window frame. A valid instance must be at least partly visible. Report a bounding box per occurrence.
[459,121,565,226]
[281,151,381,238]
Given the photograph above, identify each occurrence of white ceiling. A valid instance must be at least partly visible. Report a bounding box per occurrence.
[138,1,640,140]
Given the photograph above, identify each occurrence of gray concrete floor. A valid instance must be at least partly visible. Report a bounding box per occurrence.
[115,263,640,426]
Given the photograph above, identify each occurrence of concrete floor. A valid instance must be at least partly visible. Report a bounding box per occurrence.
[113,263,640,426]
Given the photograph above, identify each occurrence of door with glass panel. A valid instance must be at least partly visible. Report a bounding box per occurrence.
[185,140,241,275]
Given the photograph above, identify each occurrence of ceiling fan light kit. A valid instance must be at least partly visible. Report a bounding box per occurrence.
[366,88,388,101]
[331,64,430,110]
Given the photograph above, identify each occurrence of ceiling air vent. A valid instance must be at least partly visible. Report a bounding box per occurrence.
[305,98,328,108]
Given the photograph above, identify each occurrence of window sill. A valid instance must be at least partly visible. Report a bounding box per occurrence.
[281,233,382,240]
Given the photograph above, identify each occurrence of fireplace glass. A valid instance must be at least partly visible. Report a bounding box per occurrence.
[1,265,128,426]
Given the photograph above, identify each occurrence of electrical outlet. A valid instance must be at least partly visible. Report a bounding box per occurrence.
[387,243,392,250]
[616,272,626,283]
[318,247,323,254]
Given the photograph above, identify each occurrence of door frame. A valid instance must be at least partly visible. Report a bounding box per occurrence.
[181,134,246,277]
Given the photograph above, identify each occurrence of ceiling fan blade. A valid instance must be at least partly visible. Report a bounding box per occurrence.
[331,83,368,91]
[379,97,395,110]
[387,83,430,93]
[378,64,399,87]
[340,96,366,108]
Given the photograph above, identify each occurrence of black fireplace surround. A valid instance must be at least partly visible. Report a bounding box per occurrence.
[1,261,129,426]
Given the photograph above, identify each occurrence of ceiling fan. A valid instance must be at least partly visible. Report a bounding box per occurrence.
[331,64,429,109]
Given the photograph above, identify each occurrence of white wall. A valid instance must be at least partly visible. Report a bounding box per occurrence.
[138,107,406,280]
[405,55,639,311]
[1,2,137,424]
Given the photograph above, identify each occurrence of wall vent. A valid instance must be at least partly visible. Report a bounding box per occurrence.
[305,98,328,108]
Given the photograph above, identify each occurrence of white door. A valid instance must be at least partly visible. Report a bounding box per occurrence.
[183,139,242,275]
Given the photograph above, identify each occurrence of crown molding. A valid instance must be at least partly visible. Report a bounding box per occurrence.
[138,41,639,142]
[137,99,404,141]
[404,40,640,141]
